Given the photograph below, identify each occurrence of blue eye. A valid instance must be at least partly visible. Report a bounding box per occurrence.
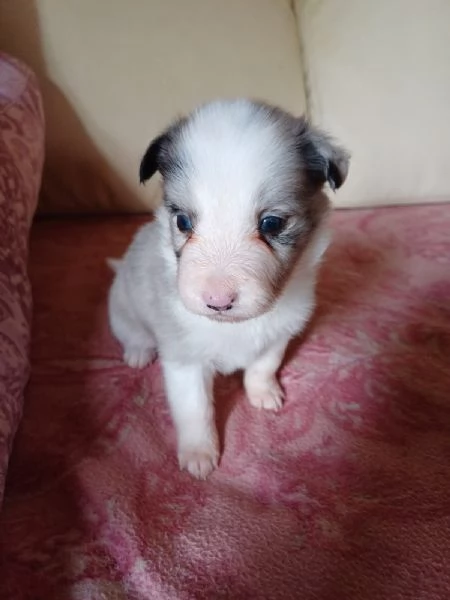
[258,215,286,236]
[176,213,193,233]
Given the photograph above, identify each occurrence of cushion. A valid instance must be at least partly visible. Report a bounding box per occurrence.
[0,0,306,213]
[1,203,450,597]
[0,53,44,505]
[295,0,450,207]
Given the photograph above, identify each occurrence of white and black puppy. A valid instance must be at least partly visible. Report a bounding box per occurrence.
[108,99,349,479]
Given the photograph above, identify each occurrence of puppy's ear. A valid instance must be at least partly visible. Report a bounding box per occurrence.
[139,117,187,184]
[139,134,167,184]
[296,118,350,191]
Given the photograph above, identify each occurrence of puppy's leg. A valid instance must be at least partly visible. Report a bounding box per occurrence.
[109,279,157,369]
[244,338,289,411]
[123,334,157,369]
[162,361,219,479]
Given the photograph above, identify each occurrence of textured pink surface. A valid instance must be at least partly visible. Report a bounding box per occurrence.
[2,204,450,599]
[0,54,44,505]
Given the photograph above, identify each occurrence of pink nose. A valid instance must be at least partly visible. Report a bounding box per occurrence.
[203,289,237,312]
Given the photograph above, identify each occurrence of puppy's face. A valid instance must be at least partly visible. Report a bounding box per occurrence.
[140,100,349,322]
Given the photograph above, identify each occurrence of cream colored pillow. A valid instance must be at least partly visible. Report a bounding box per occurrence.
[0,0,306,213]
[296,0,450,207]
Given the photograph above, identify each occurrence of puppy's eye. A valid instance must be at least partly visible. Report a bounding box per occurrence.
[176,214,193,233]
[258,215,286,236]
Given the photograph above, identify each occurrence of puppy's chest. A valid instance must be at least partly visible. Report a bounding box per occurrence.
[178,314,290,374]
[188,325,267,373]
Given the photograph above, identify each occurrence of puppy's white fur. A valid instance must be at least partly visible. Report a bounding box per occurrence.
[108,99,349,479]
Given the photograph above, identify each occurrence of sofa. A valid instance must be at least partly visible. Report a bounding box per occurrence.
[0,2,450,599]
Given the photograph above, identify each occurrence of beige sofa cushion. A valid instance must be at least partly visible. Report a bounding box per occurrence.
[296,0,450,207]
[0,0,306,213]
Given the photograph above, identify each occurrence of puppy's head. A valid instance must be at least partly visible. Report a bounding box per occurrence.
[140,100,349,322]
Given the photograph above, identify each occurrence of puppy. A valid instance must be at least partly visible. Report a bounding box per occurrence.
[108,99,349,479]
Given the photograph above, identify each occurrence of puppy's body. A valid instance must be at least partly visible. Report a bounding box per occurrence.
[110,215,328,372]
[108,99,349,478]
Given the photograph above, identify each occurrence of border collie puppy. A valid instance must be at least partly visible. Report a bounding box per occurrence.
[108,99,349,479]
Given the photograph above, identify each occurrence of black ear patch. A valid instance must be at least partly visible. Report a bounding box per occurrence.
[327,161,343,191]
[298,137,329,189]
[139,117,188,185]
[296,118,349,192]
[139,134,166,184]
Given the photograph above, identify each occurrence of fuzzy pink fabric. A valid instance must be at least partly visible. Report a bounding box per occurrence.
[0,54,44,506]
[1,204,450,599]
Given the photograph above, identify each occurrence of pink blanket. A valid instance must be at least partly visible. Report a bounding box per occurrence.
[1,204,450,599]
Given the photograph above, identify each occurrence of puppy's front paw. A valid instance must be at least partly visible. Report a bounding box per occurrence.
[178,445,219,480]
[123,346,156,369]
[246,377,284,411]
